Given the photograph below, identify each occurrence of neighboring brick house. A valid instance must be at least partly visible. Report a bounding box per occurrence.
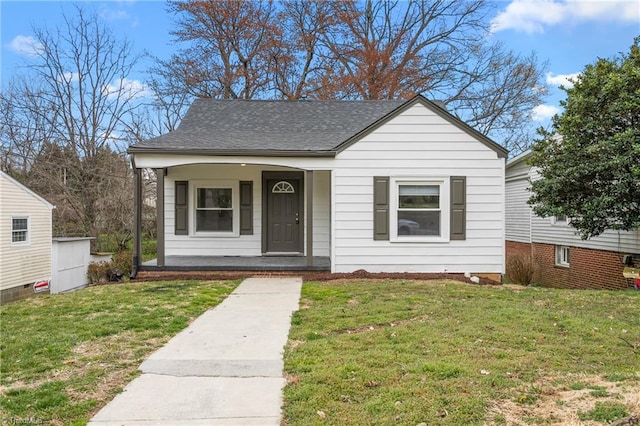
[505,151,640,290]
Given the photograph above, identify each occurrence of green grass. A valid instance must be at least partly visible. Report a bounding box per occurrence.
[283,280,640,425]
[579,401,629,423]
[0,280,238,425]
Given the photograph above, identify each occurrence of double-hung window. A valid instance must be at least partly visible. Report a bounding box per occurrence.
[11,217,29,245]
[194,181,239,235]
[556,245,570,266]
[391,178,449,242]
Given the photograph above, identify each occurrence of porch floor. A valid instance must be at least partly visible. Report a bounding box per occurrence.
[141,256,330,271]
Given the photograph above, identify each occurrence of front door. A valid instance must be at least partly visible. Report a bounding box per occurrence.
[265,175,302,253]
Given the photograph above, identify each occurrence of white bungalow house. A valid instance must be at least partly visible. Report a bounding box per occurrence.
[129,95,508,279]
[0,171,55,302]
[506,150,640,289]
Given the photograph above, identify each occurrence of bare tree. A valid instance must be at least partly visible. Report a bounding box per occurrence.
[269,1,335,99]
[162,0,280,99]
[158,0,547,152]
[0,7,143,246]
[313,0,546,150]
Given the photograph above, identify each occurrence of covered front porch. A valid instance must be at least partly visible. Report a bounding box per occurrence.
[140,255,330,271]
[130,161,333,275]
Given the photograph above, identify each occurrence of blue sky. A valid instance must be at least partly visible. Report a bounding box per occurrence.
[1,0,639,126]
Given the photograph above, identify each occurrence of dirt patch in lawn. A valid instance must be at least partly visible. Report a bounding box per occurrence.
[487,374,640,425]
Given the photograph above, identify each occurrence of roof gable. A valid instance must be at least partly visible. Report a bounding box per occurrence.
[334,95,508,158]
[129,95,507,159]
[1,171,55,210]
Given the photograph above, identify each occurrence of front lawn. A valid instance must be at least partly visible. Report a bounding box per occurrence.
[283,280,640,425]
[0,280,239,425]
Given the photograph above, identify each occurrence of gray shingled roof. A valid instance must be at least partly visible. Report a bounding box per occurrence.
[130,98,406,153]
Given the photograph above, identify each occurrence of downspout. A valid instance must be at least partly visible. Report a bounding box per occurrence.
[130,156,141,279]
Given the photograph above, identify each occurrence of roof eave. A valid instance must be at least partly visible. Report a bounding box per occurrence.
[506,149,532,169]
[127,147,337,158]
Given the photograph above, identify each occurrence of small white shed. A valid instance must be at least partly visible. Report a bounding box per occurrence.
[51,237,93,294]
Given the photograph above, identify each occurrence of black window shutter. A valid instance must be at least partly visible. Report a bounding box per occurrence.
[175,181,188,235]
[373,176,389,240]
[450,176,466,240]
[239,181,253,235]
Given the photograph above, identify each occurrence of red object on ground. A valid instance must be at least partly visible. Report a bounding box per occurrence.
[33,279,50,292]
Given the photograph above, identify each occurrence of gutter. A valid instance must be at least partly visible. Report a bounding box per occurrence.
[126,147,337,157]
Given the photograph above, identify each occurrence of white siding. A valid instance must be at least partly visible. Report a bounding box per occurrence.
[136,102,505,274]
[163,164,330,257]
[311,171,331,257]
[506,163,640,254]
[505,159,532,243]
[51,238,92,293]
[0,173,53,291]
[330,103,504,273]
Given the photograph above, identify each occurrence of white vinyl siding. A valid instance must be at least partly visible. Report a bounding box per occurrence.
[505,159,640,254]
[0,173,53,291]
[164,165,330,257]
[529,169,640,253]
[331,103,504,273]
[137,102,505,273]
[505,158,532,243]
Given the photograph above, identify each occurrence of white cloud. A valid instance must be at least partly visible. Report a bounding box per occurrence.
[546,72,580,88]
[104,78,153,100]
[7,35,43,56]
[532,104,561,121]
[99,6,139,28]
[58,72,80,83]
[491,0,640,33]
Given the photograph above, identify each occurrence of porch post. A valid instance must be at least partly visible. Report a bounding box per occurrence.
[155,168,165,267]
[132,168,142,273]
[306,170,314,267]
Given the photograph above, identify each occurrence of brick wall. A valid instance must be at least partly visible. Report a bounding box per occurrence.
[1,282,49,304]
[506,240,532,258]
[533,243,636,290]
[506,239,637,290]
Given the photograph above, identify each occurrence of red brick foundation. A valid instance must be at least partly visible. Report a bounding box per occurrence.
[1,282,50,304]
[506,240,532,258]
[506,240,638,290]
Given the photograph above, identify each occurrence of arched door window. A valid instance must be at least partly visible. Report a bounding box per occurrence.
[272,181,295,193]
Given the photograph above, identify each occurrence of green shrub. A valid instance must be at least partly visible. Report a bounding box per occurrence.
[506,253,534,285]
[87,251,132,284]
[87,261,111,284]
[111,251,133,276]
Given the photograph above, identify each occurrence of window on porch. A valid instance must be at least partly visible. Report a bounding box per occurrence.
[196,187,233,232]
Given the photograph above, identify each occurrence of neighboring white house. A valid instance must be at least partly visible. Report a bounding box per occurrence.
[0,171,55,302]
[506,150,640,289]
[129,95,508,280]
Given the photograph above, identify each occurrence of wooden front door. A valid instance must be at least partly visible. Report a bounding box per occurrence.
[264,174,303,253]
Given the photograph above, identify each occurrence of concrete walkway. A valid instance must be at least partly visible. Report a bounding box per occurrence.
[89,277,302,426]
